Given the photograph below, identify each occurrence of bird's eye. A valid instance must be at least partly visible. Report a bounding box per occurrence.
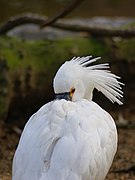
[71,88,75,93]
[70,88,75,97]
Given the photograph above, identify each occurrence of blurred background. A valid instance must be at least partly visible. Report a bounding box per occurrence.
[0,0,135,22]
[0,0,135,179]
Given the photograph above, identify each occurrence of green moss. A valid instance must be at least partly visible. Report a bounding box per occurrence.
[121,22,135,29]
[0,36,110,117]
[0,36,109,71]
[0,35,134,118]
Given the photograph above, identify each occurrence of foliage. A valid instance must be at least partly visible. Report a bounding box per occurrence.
[0,36,134,118]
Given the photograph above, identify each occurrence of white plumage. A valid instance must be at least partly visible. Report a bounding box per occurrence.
[12,56,123,180]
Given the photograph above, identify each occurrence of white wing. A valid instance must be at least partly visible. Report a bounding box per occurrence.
[12,100,64,180]
[12,99,117,180]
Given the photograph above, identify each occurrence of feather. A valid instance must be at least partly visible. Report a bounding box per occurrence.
[12,56,120,180]
[71,56,124,104]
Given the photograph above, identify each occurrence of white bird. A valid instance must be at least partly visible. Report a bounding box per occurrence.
[12,56,123,180]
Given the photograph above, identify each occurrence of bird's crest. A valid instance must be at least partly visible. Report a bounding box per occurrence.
[70,56,124,105]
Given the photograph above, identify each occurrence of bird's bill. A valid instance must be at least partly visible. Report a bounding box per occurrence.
[55,92,72,101]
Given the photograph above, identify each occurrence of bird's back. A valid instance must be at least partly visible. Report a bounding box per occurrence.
[12,99,117,180]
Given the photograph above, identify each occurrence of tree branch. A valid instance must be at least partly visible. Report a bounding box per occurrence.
[40,0,84,28]
[52,21,135,38]
[0,13,135,38]
[0,13,46,35]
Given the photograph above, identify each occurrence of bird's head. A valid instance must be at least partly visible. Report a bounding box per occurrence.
[54,58,86,102]
[53,56,124,104]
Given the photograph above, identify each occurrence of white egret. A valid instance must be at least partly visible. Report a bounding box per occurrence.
[12,56,123,180]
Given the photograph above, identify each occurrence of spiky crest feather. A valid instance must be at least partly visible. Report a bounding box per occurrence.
[71,56,124,105]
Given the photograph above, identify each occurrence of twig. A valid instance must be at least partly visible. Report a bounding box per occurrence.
[111,165,135,173]
[40,0,84,28]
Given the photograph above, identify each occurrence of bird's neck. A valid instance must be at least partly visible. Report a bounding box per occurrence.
[84,86,94,101]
